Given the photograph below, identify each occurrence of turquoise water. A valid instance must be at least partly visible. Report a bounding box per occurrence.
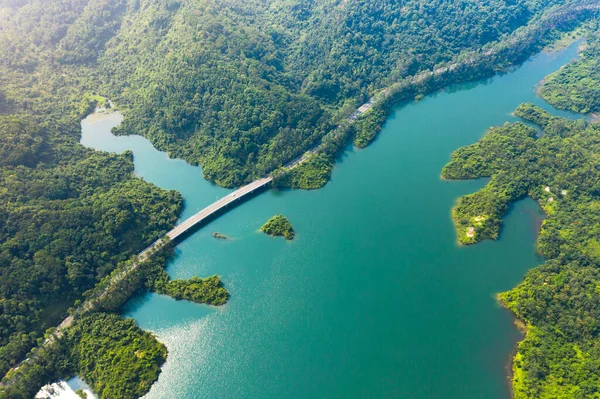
[81,42,583,399]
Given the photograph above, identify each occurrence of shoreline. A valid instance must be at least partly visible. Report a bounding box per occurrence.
[6,5,599,396]
[36,379,96,399]
[497,294,528,399]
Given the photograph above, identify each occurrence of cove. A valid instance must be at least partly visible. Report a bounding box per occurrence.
[80,41,583,399]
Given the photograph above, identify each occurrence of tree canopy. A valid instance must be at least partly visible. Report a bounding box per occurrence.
[443,101,600,397]
[539,22,600,114]
[261,214,295,240]
[1,0,598,396]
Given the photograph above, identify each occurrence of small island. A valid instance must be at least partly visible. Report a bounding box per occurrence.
[261,214,295,240]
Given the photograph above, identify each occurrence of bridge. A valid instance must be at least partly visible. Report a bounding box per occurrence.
[112,0,600,259]
[166,176,273,241]
[140,150,314,256]
[10,3,600,387]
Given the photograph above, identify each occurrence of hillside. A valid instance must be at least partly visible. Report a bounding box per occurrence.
[0,0,597,397]
[2,0,575,187]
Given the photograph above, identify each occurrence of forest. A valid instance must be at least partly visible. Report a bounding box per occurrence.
[145,255,230,305]
[103,0,590,188]
[0,0,599,397]
[66,313,167,399]
[0,242,230,399]
[2,0,577,187]
[0,312,168,399]
[539,22,600,114]
[261,214,295,240]
[0,114,183,380]
[442,32,600,394]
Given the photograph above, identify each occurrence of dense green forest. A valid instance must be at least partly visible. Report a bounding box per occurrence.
[0,242,230,398]
[273,153,333,190]
[539,23,600,114]
[146,259,230,305]
[442,100,600,397]
[0,0,186,380]
[277,2,599,190]
[67,313,167,399]
[2,0,582,187]
[0,114,182,378]
[70,239,230,315]
[1,0,599,396]
[0,313,168,399]
[261,214,295,240]
[101,0,586,188]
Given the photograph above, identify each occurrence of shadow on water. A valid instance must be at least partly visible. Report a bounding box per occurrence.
[442,76,496,94]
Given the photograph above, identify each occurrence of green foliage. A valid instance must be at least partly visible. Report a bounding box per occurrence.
[0,333,37,380]
[500,263,600,399]
[0,312,167,399]
[354,106,389,148]
[261,214,295,240]
[274,153,333,190]
[0,0,597,393]
[90,0,574,187]
[0,338,73,399]
[441,104,591,244]
[66,313,167,399]
[539,25,600,114]
[346,4,595,150]
[0,116,50,167]
[445,102,600,396]
[509,100,600,399]
[56,0,127,65]
[80,242,175,315]
[0,243,227,398]
[0,115,182,375]
[442,121,537,243]
[0,0,184,376]
[162,276,229,306]
[146,266,229,306]
[80,239,229,310]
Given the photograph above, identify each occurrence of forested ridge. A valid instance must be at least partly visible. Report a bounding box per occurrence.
[2,0,583,186]
[442,30,600,395]
[101,0,582,187]
[1,0,599,397]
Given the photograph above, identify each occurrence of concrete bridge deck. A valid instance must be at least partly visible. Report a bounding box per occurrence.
[166,176,273,241]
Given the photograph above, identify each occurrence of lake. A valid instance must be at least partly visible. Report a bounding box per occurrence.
[80,41,583,399]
